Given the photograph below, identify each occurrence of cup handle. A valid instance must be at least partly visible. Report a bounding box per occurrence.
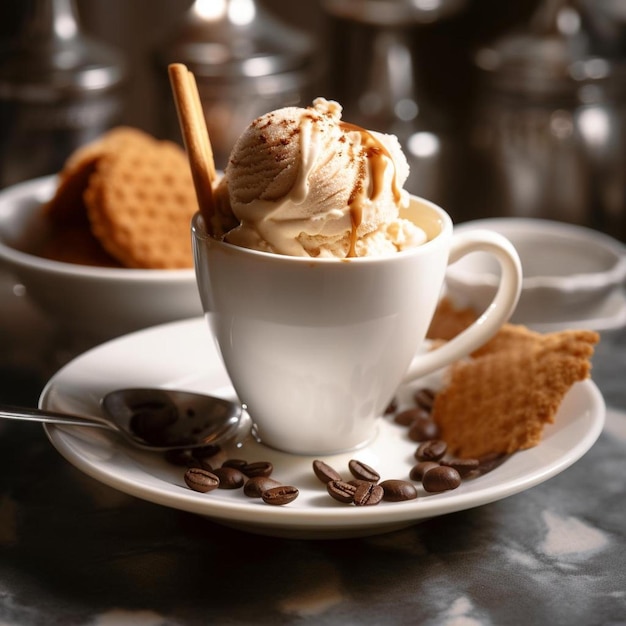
[403,229,522,382]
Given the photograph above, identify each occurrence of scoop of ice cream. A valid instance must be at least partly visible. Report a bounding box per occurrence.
[217,98,426,257]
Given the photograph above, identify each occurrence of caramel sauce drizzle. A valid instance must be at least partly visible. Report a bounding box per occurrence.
[340,121,402,257]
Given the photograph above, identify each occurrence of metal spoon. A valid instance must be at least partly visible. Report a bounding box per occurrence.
[0,388,245,451]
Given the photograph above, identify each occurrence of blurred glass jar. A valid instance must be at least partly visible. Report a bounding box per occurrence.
[320,0,467,214]
[156,0,315,170]
[469,0,626,239]
[0,0,126,188]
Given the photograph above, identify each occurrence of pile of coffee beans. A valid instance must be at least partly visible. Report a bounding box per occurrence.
[394,387,506,491]
[312,458,417,506]
[167,386,507,508]
[167,446,299,506]
[309,386,506,506]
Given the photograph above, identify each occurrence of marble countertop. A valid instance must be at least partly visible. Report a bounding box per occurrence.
[1,272,625,626]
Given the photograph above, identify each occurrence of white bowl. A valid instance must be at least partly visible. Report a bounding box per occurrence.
[445,218,626,331]
[0,176,202,343]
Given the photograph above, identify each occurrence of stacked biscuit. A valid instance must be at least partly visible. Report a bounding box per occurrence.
[43,127,198,269]
[426,298,600,459]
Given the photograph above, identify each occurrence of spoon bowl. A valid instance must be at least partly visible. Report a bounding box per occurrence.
[0,388,244,451]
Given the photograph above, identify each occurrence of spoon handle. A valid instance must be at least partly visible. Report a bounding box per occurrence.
[0,405,111,430]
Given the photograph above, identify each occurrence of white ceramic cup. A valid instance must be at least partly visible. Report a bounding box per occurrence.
[192,195,522,455]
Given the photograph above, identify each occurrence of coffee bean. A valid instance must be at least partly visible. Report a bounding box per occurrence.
[441,457,479,477]
[422,466,461,492]
[243,476,281,498]
[212,466,245,489]
[407,417,440,442]
[415,439,447,462]
[327,480,357,504]
[348,479,371,488]
[242,461,273,478]
[477,453,509,475]
[262,485,299,506]
[312,460,343,484]
[164,448,196,467]
[380,479,418,502]
[394,407,430,427]
[192,443,221,458]
[348,459,380,483]
[409,461,440,482]
[184,467,220,493]
[384,398,398,414]
[222,458,248,470]
[353,482,384,506]
[414,388,436,412]
[192,445,223,469]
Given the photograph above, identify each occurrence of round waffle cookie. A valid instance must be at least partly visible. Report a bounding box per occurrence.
[44,127,154,225]
[38,223,122,268]
[84,139,198,269]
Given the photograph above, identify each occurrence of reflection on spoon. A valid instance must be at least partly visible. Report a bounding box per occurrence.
[0,388,246,451]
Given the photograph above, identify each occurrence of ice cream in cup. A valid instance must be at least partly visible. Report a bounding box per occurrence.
[185,97,522,455]
[168,69,522,455]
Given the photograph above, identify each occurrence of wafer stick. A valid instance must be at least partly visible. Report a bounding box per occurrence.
[168,63,216,235]
[188,71,217,183]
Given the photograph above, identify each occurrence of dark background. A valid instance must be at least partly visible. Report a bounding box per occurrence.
[0,0,546,137]
[1,0,625,232]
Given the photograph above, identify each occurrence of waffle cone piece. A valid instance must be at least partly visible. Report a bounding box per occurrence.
[432,324,599,459]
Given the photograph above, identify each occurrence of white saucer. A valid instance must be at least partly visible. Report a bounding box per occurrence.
[526,289,626,333]
[41,318,605,539]
[445,217,626,333]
